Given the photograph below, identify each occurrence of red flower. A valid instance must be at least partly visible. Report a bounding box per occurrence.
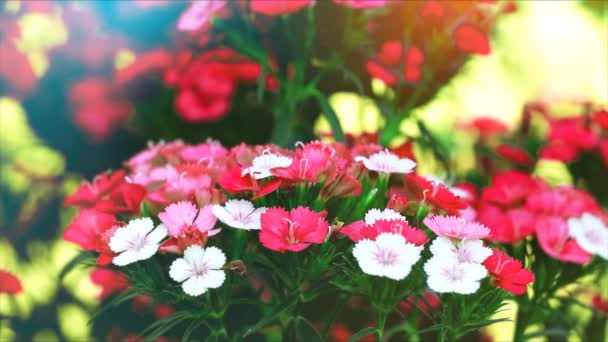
[218,167,282,198]
[114,49,174,88]
[404,174,468,214]
[478,205,535,244]
[483,249,534,295]
[548,117,599,151]
[250,0,314,15]
[495,144,534,166]
[453,23,491,55]
[594,109,608,130]
[420,0,444,18]
[466,117,508,137]
[525,186,601,218]
[366,41,425,85]
[359,219,428,245]
[259,207,329,252]
[0,270,23,295]
[591,294,608,314]
[95,183,147,215]
[0,41,37,97]
[63,209,119,265]
[539,141,579,162]
[90,268,129,300]
[536,216,592,264]
[154,304,175,319]
[65,170,127,207]
[481,171,539,208]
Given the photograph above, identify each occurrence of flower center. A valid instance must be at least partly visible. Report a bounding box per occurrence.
[374,247,398,266]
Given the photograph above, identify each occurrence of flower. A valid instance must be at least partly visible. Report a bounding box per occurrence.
[567,214,608,260]
[478,206,536,244]
[109,218,168,266]
[259,207,329,252]
[361,220,428,246]
[64,170,126,207]
[453,23,490,55]
[243,151,293,179]
[0,270,22,295]
[250,0,314,15]
[353,233,423,280]
[424,257,488,294]
[495,144,534,166]
[536,216,592,264]
[365,41,425,85]
[483,249,534,295]
[218,167,283,198]
[63,209,119,265]
[355,150,416,174]
[429,237,492,264]
[423,215,490,239]
[177,0,226,32]
[334,0,386,8]
[90,268,129,300]
[212,199,267,230]
[364,208,406,225]
[169,245,226,296]
[158,201,219,237]
[404,174,468,214]
[481,171,539,208]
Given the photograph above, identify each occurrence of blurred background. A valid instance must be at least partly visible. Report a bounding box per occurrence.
[0,0,606,340]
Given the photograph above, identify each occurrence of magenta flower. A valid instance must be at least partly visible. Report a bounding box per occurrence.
[423,215,490,240]
[334,0,387,9]
[158,201,219,238]
[536,216,592,264]
[260,207,329,252]
[177,0,226,32]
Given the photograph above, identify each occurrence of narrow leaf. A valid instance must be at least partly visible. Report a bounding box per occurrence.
[295,316,323,342]
[347,327,376,342]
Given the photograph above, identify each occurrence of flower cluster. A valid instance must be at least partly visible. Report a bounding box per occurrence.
[61,138,560,340]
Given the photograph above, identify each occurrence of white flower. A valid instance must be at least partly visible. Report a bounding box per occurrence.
[424,257,488,294]
[109,218,167,266]
[169,245,226,296]
[364,208,407,225]
[212,199,267,230]
[354,150,416,174]
[353,233,423,280]
[429,237,492,264]
[242,151,293,179]
[568,214,608,260]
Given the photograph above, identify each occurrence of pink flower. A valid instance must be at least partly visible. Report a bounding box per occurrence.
[250,0,314,15]
[259,207,329,252]
[342,218,428,246]
[180,140,228,162]
[63,209,119,265]
[423,215,490,240]
[158,201,219,238]
[536,216,592,264]
[177,0,226,32]
[334,0,386,9]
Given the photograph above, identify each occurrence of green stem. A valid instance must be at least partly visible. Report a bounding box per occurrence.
[377,310,388,341]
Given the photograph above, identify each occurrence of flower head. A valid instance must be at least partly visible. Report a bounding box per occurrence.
[429,237,492,264]
[158,201,219,238]
[355,150,416,174]
[212,199,267,230]
[353,233,423,280]
[109,218,167,266]
[169,245,226,296]
[364,208,406,225]
[177,0,226,32]
[250,0,314,15]
[423,215,490,240]
[424,257,488,294]
[483,249,534,295]
[242,151,293,179]
[567,214,608,260]
[536,216,592,264]
[63,209,119,265]
[259,207,329,252]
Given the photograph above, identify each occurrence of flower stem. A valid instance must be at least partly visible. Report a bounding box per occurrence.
[377,310,388,341]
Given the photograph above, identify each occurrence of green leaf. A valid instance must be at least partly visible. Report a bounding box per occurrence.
[89,289,138,324]
[140,200,153,217]
[347,327,376,342]
[141,312,192,342]
[314,91,345,142]
[58,250,95,281]
[295,316,323,342]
